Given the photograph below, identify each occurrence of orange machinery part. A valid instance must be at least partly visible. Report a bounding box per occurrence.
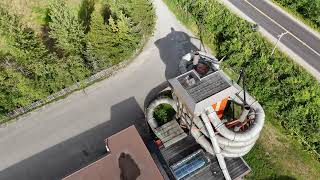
[212,97,229,119]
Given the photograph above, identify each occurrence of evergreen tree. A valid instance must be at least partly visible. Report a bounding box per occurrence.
[109,0,155,36]
[0,6,89,96]
[86,7,139,69]
[86,11,111,69]
[48,0,90,83]
[0,6,48,75]
[107,12,140,64]
[48,0,86,56]
[79,0,96,33]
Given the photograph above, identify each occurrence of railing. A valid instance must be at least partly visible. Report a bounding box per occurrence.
[1,38,146,125]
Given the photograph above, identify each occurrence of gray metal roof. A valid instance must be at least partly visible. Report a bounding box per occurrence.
[184,72,231,103]
[169,70,240,116]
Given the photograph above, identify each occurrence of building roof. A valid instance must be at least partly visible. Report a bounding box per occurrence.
[169,70,239,116]
[63,126,164,180]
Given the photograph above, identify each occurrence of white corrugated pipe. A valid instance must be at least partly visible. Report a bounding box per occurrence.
[190,126,214,155]
[189,93,264,159]
[201,113,232,180]
[146,97,177,130]
[206,92,265,157]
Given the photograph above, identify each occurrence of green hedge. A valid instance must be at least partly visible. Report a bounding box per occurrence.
[163,0,320,156]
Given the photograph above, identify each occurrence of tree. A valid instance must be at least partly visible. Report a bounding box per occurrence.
[108,0,155,36]
[0,6,53,79]
[48,0,90,83]
[0,54,46,114]
[48,0,86,56]
[86,6,139,69]
[79,0,96,33]
[85,11,112,69]
[0,5,89,95]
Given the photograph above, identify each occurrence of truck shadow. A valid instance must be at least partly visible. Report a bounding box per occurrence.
[155,27,199,79]
[0,97,148,180]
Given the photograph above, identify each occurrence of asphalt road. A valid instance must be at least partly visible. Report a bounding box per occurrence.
[228,0,320,74]
[0,0,201,179]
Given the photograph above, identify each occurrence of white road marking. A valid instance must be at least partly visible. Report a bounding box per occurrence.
[243,0,320,57]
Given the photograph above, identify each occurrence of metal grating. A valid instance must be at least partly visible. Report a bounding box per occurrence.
[159,136,251,180]
[186,156,251,180]
[185,72,231,103]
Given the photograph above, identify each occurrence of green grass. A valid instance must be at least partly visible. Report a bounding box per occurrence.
[244,142,279,179]
[163,0,320,179]
[245,121,320,180]
[1,0,82,33]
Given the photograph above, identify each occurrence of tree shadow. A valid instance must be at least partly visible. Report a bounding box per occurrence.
[41,25,64,57]
[118,152,141,180]
[155,27,199,79]
[78,0,95,33]
[39,8,64,57]
[0,97,149,180]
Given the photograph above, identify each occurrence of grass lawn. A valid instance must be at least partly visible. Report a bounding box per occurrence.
[245,121,320,179]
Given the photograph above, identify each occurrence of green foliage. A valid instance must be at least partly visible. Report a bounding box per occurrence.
[273,0,320,29]
[153,104,176,126]
[164,0,320,157]
[0,0,155,119]
[86,2,141,69]
[108,0,156,36]
[78,0,96,33]
[0,7,88,112]
[48,0,86,56]
[0,54,45,114]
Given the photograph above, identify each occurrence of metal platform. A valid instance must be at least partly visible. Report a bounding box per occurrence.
[159,136,251,180]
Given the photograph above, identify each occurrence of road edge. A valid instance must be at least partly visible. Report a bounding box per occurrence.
[220,0,320,82]
[266,0,320,39]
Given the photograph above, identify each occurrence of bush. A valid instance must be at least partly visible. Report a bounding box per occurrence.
[154,104,176,126]
[164,0,320,156]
